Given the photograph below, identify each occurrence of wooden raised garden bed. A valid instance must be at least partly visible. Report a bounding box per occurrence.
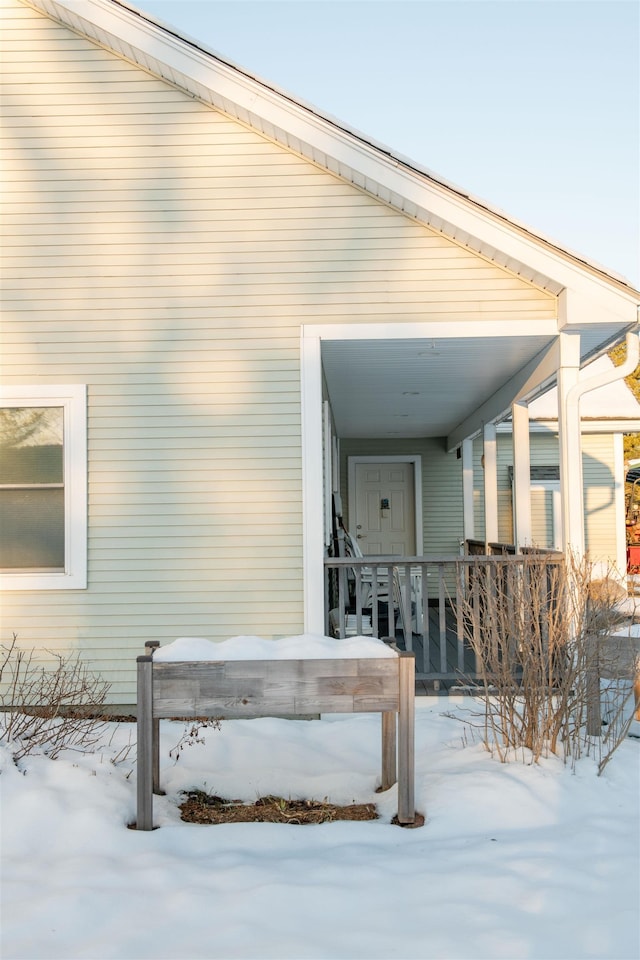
[136,643,416,829]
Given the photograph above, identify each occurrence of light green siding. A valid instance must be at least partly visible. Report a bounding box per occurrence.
[582,434,618,564]
[1,0,556,701]
[471,431,619,563]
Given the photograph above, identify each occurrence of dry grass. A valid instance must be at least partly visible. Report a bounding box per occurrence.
[180,790,378,825]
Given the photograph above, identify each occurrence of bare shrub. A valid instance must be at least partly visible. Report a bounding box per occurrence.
[454,554,637,771]
[169,718,222,763]
[0,635,110,761]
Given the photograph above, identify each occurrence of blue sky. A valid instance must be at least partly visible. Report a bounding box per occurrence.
[137,0,639,287]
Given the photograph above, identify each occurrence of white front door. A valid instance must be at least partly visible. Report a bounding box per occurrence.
[352,460,416,556]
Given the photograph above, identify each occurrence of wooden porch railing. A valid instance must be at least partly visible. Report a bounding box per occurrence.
[324,551,565,684]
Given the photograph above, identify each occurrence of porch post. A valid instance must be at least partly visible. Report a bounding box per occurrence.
[462,437,475,544]
[301,328,326,634]
[483,423,498,547]
[557,332,583,556]
[511,401,532,549]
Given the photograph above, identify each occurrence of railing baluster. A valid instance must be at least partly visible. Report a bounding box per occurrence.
[354,566,363,635]
[456,561,465,673]
[324,552,565,683]
[472,559,481,672]
[421,565,430,675]
[438,562,447,674]
[370,564,379,638]
[402,563,412,652]
[338,565,347,638]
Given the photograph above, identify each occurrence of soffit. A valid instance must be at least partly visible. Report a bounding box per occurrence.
[322,336,555,439]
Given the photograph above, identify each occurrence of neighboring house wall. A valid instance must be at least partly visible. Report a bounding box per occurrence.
[471,431,619,566]
[1,0,556,701]
[582,433,619,565]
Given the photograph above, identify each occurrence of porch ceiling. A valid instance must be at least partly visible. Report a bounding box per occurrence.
[321,335,555,439]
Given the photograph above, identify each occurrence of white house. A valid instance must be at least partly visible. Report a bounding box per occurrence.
[1,0,639,702]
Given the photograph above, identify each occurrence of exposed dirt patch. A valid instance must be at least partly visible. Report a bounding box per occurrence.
[180,790,378,825]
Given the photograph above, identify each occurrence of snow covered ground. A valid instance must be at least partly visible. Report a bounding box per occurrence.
[1,641,639,959]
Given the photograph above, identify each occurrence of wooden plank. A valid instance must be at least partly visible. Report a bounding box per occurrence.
[153,693,401,718]
[143,640,161,792]
[438,566,447,675]
[153,661,225,682]
[381,711,397,790]
[152,663,400,717]
[259,659,361,679]
[136,656,154,831]
[397,654,416,824]
[154,658,398,682]
[353,695,401,712]
[152,697,275,719]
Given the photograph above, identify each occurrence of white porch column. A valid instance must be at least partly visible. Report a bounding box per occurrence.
[483,423,498,547]
[557,332,583,556]
[300,329,325,634]
[511,401,532,549]
[462,438,475,544]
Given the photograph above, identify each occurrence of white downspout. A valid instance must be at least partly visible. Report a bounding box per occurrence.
[569,332,639,407]
[562,330,639,556]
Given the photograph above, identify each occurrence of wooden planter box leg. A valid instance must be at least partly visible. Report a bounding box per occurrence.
[143,642,161,794]
[397,653,415,824]
[381,711,397,791]
[136,655,154,830]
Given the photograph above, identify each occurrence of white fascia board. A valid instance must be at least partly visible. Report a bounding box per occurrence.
[558,289,638,332]
[303,320,559,342]
[499,419,640,434]
[29,0,640,315]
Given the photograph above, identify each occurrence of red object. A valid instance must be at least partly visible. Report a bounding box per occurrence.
[627,545,640,572]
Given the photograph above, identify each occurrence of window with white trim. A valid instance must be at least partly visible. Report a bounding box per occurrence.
[0,386,87,589]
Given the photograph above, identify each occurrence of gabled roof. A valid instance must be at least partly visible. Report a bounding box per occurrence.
[22,0,640,331]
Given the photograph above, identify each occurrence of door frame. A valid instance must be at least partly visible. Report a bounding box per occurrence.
[347,456,423,556]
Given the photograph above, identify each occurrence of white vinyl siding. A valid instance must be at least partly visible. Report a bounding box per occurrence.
[1,0,556,701]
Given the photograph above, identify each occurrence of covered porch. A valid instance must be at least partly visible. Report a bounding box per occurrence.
[302,320,640,684]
